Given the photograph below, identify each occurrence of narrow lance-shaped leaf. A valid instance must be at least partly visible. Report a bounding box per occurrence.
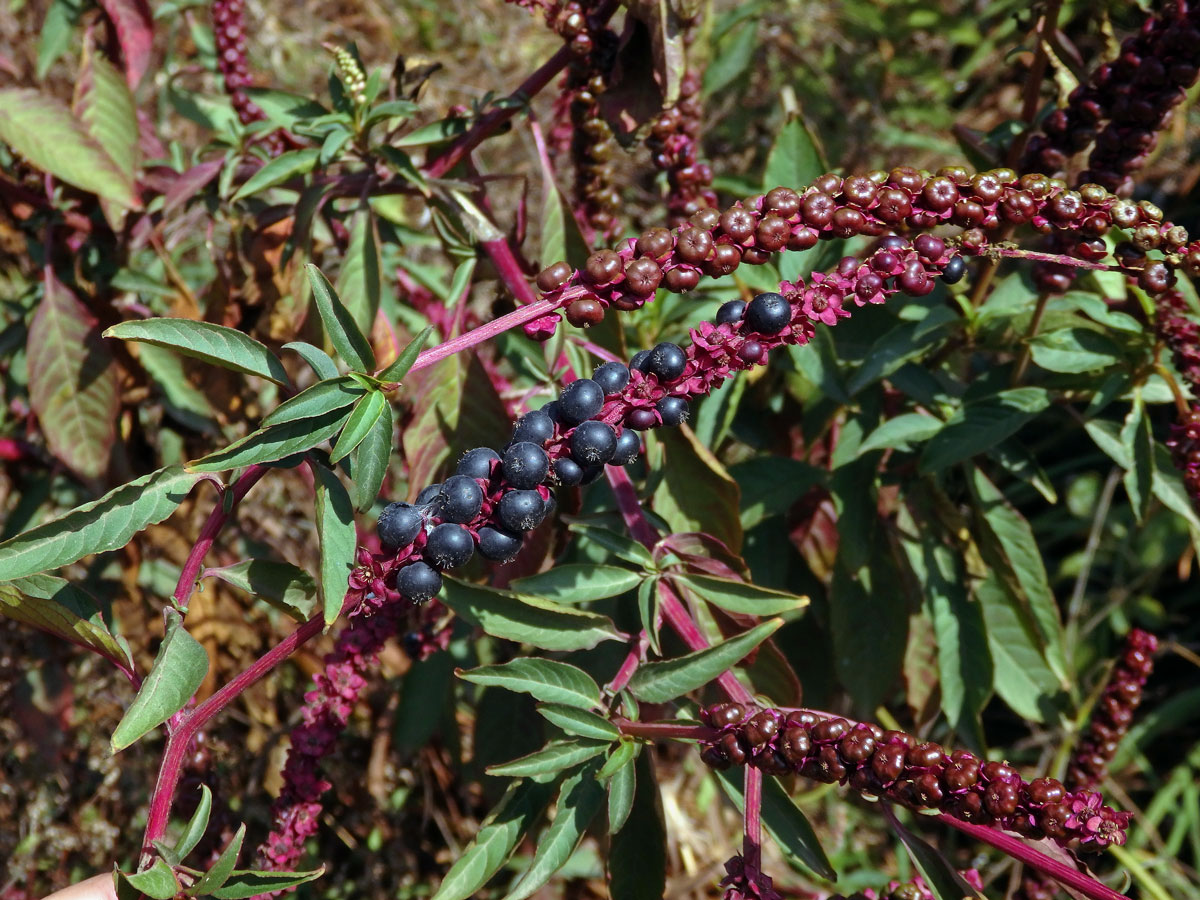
[627,618,783,703]
[0,575,133,672]
[187,408,352,473]
[282,341,340,381]
[674,574,808,616]
[188,823,245,896]
[231,148,321,201]
[603,741,638,833]
[335,206,382,339]
[173,784,213,862]
[607,752,667,900]
[306,264,374,372]
[116,860,179,900]
[111,609,209,752]
[206,868,324,899]
[885,808,985,900]
[74,40,138,183]
[377,324,434,382]
[262,376,366,427]
[458,658,601,709]
[486,739,609,779]
[352,398,392,512]
[536,704,621,741]
[204,559,317,622]
[105,319,290,385]
[1122,392,1153,524]
[508,564,643,605]
[0,465,203,580]
[314,464,357,625]
[330,390,385,464]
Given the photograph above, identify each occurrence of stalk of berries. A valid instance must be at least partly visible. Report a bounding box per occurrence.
[698,702,1133,851]
[563,27,622,238]
[526,168,1193,340]
[328,45,367,106]
[646,69,717,228]
[1154,288,1200,507]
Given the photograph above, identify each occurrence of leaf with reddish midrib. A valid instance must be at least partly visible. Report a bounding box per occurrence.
[27,270,120,479]
[73,41,138,183]
[96,0,153,88]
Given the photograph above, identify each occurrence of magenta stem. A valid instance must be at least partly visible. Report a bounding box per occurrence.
[606,632,648,696]
[935,813,1130,900]
[615,719,714,741]
[990,246,1122,271]
[743,765,763,869]
[481,237,539,306]
[408,297,560,373]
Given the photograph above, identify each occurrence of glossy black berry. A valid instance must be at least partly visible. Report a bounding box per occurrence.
[553,457,584,486]
[569,421,617,465]
[416,483,442,506]
[476,525,523,562]
[630,350,651,372]
[425,523,474,569]
[512,410,556,445]
[645,342,687,382]
[456,447,500,480]
[580,464,605,484]
[626,408,658,430]
[502,442,550,490]
[557,379,605,425]
[610,429,641,466]
[941,255,967,284]
[744,292,791,335]
[498,489,547,532]
[656,396,689,427]
[593,361,630,395]
[715,300,746,325]
[396,561,442,603]
[435,475,484,523]
[377,502,423,551]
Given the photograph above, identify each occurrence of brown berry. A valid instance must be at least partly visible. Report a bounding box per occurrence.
[565,299,605,328]
[536,261,573,292]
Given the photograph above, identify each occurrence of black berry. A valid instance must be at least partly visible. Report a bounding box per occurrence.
[502,442,550,489]
[656,396,689,426]
[569,420,618,465]
[645,342,687,382]
[626,408,658,430]
[425,523,475,569]
[593,361,630,394]
[498,489,547,532]
[512,410,556,445]
[744,292,791,335]
[610,429,641,466]
[553,457,584,486]
[456,447,500,480]
[557,379,605,425]
[377,502,423,551]
[396,561,442,603]
[416,483,442,506]
[941,255,967,284]
[716,300,746,325]
[630,350,651,372]
[476,526,523,562]
[435,475,484,523]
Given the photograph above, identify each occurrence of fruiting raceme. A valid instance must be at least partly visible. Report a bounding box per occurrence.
[525,169,1198,341]
[1168,409,1200,508]
[648,70,717,227]
[698,703,1133,851]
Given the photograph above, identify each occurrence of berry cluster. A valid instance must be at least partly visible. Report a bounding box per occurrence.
[211,0,296,154]
[698,703,1132,850]
[525,169,1196,341]
[563,28,621,237]
[1021,2,1200,195]
[1156,289,1200,508]
[647,70,717,227]
[1168,409,1200,508]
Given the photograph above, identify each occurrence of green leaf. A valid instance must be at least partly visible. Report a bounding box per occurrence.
[641,577,662,656]
[335,207,383,339]
[0,465,202,580]
[440,579,623,652]
[0,575,133,671]
[703,19,757,94]
[306,264,374,372]
[1122,392,1153,523]
[431,780,555,900]
[29,269,119,478]
[715,769,836,880]
[111,609,209,752]
[1151,443,1200,533]
[674,574,808,616]
[187,411,351,473]
[105,319,290,385]
[282,341,339,380]
[37,0,85,79]
[627,618,783,703]
[566,523,655,568]
[652,426,743,553]
[330,390,386,463]
[392,115,470,148]
[189,823,245,896]
[603,741,638,833]
[763,115,825,192]
[173,784,213,861]
[0,87,137,207]
[504,762,607,900]
[459,658,601,709]
[858,412,944,455]
[886,811,984,900]
[74,41,138,183]
[536,704,620,741]
[920,388,1049,473]
[231,148,321,200]
[508,565,642,604]
[119,860,179,900]
[377,325,434,382]
[730,457,824,529]
[485,738,607,779]
[314,465,357,625]
[352,398,392,511]
[976,571,1061,722]
[262,377,366,427]
[1029,327,1122,374]
[607,752,666,898]
[205,868,324,899]
[205,559,317,622]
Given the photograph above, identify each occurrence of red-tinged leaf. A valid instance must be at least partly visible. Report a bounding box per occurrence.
[0,88,138,208]
[162,157,225,215]
[28,270,120,479]
[74,39,138,183]
[96,0,153,87]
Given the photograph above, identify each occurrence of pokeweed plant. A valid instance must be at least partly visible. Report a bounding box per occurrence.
[0,2,1198,900]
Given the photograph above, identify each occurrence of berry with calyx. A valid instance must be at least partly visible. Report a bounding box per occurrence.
[476,526,523,562]
[716,300,746,325]
[626,408,658,430]
[377,502,423,551]
[557,379,605,425]
[941,255,967,283]
[610,429,641,466]
[498,489,548,532]
[435,475,484,523]
[569,420,617,465]
[396,562,443,603]
[512,410,556,445]
[630,350,651,372]
[416,483,442,505]
[536,261,573,292]
[502,442,550,489]
[646,342,687,382]
[565,299,605,327]
[744,292,791,335]
[656,396,689,426]
[592,361,630,394]
[553,457,584,486]
[425,523,475,569]
[456,447,500,480]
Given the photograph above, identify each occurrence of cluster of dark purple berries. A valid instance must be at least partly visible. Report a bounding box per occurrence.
[646,70,717,227]
[564,29,621,236]
[697,703,1132,850]
[211,0,294,154]
[1021,1,1200,195]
